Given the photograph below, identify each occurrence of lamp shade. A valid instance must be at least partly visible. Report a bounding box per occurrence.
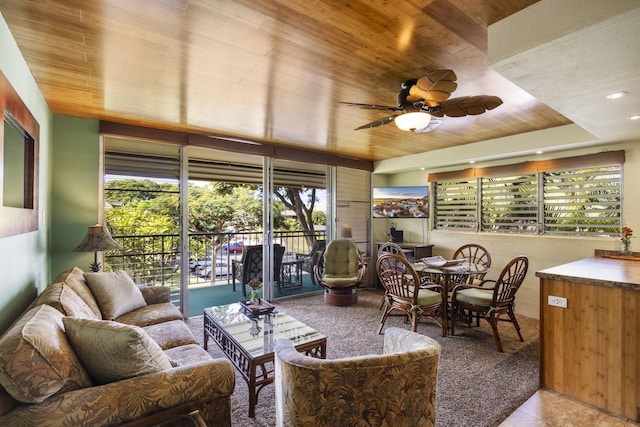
[340,225,353,238]
[73,224,123,252]
[394,111,432,132]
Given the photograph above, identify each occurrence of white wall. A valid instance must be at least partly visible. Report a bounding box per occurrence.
[373,139,639,319]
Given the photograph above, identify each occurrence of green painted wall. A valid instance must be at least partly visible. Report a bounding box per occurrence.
[50,115,100,275]
[0,15,52,333]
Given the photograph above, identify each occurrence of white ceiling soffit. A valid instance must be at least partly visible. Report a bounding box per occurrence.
[489,0,640,144]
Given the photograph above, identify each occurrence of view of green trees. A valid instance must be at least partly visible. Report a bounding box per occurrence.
[104,179,325,282]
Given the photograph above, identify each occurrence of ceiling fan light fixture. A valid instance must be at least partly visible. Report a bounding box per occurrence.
[414,117,443,133]
[394,111,432,132]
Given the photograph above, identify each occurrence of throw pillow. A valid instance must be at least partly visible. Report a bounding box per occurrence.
[0,305,93,403]
[62,318,173,385]
[54,267,102,318]
[83,270,146,320]
[34,282,99,319]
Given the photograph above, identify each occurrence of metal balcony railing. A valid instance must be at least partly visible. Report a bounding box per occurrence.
[104,230,326,289]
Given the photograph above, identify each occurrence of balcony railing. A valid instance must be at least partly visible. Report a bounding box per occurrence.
[105,230,326,288]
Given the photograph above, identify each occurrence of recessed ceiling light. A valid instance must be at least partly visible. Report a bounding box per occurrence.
[469,160,475,164]
[536,150,544,154]
[606,91,627,100]
[628,115,640,121]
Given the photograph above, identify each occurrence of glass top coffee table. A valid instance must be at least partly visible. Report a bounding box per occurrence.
[203,303,327,417]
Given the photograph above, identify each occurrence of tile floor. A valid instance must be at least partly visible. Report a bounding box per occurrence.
[500,389,640,426]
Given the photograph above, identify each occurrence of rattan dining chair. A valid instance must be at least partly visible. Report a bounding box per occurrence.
[377,241,407,258]
[450,255,529,352]
[376,241,408,309]
[453,243,492,284]
[376,253,446,336]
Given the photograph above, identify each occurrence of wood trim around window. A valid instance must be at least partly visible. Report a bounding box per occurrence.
[427,151,625,182]
[100,121,374,172]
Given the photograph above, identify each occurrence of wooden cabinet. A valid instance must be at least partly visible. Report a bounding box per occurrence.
[374,242,434,289]
[536,257,640,422]
[375,242,433,261]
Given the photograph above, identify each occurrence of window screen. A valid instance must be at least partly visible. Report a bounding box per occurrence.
[543,165,621,236]
[481,174,538,234]
[434,179,478,231]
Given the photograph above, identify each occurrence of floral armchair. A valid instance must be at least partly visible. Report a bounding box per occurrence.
[274,327,441,427]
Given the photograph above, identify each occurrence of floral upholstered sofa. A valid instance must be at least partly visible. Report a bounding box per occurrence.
[0,267,235,426]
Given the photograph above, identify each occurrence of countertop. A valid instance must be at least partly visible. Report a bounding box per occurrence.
[536,256,640,291]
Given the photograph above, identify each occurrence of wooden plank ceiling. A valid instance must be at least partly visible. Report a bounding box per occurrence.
[1,0,570,162]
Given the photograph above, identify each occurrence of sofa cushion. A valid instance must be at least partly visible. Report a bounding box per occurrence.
[63,318,173,385]
[34,282,99,320]
[116,302,184,328]
[143,320,198,350]
[0,385,18,416]
[0,305,93,403]
[164,344,212,366]
[84,270,147,320]
[138,285,172,305]
[53,267,102,318]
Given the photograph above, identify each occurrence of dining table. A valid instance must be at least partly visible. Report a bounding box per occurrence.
[412,260,489,335]
[413,261,488,292]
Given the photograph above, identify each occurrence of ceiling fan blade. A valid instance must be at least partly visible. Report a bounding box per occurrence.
[434,95,503,117]
[407,69,458,105]
[339,101,402,112]
[354,115,398,130]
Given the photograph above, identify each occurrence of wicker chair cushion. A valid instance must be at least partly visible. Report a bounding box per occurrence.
[322,240,359,277]
[455,288,493,306]
[393,288,442,307]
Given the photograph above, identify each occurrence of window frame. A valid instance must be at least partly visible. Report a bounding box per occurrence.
[430,151,625,237]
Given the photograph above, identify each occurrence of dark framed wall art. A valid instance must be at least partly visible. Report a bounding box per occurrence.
[0,70,39,238]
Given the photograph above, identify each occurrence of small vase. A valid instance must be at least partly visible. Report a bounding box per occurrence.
[249,290,260,304]
[621,239,631,256]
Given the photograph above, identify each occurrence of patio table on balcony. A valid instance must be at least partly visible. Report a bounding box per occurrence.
[279,257,304,289]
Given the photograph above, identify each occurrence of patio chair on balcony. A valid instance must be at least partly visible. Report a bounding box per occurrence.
[232,244,285,297]
[295,240,325,286]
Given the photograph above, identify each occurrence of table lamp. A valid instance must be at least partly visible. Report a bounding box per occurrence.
[73,224,123,272]
[340,225,353,238]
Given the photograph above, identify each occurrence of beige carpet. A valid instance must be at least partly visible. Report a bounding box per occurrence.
[187,289,539,427]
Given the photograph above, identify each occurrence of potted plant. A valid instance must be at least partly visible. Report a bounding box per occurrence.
[248,278,262,304]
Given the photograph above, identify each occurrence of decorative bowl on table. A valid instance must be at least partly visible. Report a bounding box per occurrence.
[420,256,466,268]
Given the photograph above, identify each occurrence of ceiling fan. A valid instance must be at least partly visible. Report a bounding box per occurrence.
[340,69,503,133]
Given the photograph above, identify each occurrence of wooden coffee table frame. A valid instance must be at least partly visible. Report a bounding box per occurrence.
[203,308,326,417]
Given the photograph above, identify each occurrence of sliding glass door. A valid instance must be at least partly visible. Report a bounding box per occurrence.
[103,137,329,316]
